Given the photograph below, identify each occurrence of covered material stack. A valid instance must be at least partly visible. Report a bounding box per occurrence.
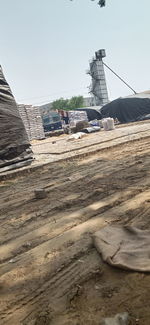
[101,97,150,123]
[18,105,45,140]
[77,106,102,121]
[68,110,88,128]
[0,66,32,170]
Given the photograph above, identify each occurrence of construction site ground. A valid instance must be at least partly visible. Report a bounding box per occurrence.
[1,121,150,325]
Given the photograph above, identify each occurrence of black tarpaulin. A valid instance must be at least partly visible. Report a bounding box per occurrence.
[0,66,32,170]
[77,107,102,121]
[101,97,150,123]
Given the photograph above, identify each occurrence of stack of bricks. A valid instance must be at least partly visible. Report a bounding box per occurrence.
[18,105,45,141]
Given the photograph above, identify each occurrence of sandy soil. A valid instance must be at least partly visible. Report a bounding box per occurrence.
[1,123,150,324]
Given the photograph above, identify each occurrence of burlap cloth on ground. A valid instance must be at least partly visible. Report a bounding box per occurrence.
[93,225,150,272]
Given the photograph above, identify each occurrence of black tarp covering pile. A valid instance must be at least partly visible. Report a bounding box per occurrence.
[0,66,32,170]
[101,97,150,123]
[77,107,102,121]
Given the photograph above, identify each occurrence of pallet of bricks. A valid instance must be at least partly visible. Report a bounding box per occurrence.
[18,105,45,141]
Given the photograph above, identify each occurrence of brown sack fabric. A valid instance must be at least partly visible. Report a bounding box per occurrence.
[93,225,150,272]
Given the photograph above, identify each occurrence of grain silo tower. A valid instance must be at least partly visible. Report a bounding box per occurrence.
[88,49,109,106]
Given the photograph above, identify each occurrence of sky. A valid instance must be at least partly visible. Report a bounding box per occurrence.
[0,0,150,105]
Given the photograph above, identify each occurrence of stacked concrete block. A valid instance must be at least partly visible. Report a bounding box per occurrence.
[18,105,45,140]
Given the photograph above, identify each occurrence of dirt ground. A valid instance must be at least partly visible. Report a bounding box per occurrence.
[1,123,150,324]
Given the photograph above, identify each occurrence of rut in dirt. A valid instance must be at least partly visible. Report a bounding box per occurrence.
[1,136,150,324]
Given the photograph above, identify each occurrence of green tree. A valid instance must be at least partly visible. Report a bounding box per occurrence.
[52,98,69,110]
[51,96,84,111]
[70,0,106,7]
[98,0,105,7]
[91,0,105,6]
[69,96,84,110]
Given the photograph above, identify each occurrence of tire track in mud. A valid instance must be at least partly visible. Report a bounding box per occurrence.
[1,187,150,325]
[1,250,101,325]
[1,136,150,324]
[0,188,143,263]
[0,157,149,254]
[0,151,149,227]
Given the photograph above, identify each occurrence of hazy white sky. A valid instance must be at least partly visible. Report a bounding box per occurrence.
[1,0,150,105]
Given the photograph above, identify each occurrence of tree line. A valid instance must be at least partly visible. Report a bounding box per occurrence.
[70,0,106,7]
[51,96,84,111]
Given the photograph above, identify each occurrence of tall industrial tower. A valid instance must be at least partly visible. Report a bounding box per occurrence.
[88,49,109,106]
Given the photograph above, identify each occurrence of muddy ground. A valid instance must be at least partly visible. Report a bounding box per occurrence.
[1,125,150,324]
